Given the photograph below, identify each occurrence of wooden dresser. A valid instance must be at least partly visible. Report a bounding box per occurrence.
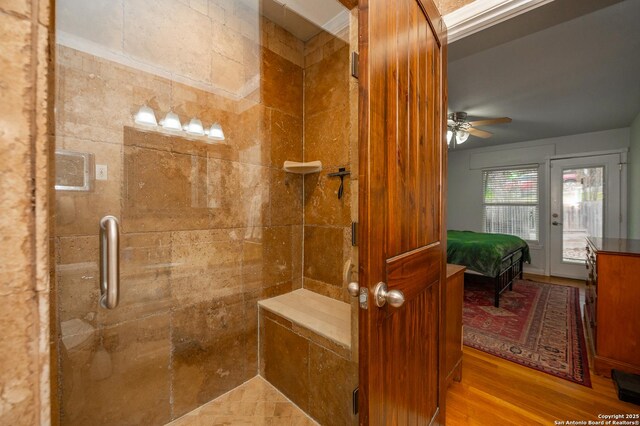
[585,237,640,377]
[445,264,465,387]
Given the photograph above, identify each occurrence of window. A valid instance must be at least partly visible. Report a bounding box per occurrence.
[483,167,539,241]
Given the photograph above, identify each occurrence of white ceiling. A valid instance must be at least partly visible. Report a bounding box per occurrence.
[260,0,349,41]
[447,0,640,149]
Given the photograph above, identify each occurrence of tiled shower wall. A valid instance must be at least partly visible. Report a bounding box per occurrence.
[54,1,305,423]
[302,25,358,304]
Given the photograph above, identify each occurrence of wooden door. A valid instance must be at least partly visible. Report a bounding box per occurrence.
[358,0,447,424]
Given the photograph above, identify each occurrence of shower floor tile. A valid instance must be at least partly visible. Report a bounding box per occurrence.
[167,376,318,426]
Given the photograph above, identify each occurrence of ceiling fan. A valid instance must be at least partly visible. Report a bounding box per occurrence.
[447,112,512,148]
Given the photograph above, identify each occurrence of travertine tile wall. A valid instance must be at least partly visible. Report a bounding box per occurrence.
[253,19,362,424]
[0,1,52,425]
[259,309,358,426]
[53,1,304,423]
[302,28,356,304]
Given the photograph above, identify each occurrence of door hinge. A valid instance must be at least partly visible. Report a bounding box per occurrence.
[352,387,359,415]
[351,52,359,79]
[351,222,357,246]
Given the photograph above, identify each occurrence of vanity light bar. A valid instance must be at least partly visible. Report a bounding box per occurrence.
[133,105,225,141]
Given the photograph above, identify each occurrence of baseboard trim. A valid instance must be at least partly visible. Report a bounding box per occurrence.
[523,267,545,275]
[594,355,640,378]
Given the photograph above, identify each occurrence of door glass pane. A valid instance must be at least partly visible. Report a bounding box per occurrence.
[562,167,604,262]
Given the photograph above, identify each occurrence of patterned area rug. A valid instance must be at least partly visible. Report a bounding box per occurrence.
[463,279,591,387]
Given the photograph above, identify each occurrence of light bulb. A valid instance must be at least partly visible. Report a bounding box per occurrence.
[206,122,225,141]
[456,129,469,144]
[184,118,205,136]
[134,105,157,126]
[160,111,182,131]
[446,129,453,145]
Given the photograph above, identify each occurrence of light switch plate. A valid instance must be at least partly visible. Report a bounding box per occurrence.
[96,164,108,181]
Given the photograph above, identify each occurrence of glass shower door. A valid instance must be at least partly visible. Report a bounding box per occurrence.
[53,0,356,424]
[54,0,264,423]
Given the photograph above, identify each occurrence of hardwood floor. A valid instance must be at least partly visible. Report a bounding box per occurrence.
[446,274,640,425]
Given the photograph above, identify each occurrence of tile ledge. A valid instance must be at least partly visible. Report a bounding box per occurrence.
[259,289,351,349]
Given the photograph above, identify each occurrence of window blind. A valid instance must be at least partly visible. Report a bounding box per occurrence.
[482,167,539,241]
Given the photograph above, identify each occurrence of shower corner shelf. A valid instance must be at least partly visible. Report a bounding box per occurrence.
[283,160,322,175]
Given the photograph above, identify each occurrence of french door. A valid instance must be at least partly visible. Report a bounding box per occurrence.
[549,154,624,279]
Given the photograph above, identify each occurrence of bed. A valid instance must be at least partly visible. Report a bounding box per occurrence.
[447,230,531,307]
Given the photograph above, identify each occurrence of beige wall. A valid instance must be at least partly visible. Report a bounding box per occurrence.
[0,0,52,425]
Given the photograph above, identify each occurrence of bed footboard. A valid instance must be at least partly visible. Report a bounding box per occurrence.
[493,249,525,307]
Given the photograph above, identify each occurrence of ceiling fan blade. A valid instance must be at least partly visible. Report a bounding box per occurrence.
[468,127,493,138]
[468,117,512,127]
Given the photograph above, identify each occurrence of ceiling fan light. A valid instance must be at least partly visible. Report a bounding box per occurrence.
[456,129,469,144]
[446,129,453,145]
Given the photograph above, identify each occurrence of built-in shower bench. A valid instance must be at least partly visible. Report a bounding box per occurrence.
[259,289,351,349]
[258,289,357,425]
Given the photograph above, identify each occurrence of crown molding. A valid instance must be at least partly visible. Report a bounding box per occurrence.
[443,0,555,43]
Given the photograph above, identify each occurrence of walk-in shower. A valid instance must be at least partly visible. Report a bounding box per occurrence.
[53,0,358,424]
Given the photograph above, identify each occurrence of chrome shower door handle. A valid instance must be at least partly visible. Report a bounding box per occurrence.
[99,215,120,309]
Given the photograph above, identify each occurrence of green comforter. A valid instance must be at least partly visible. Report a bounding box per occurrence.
[447,230,531,277]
